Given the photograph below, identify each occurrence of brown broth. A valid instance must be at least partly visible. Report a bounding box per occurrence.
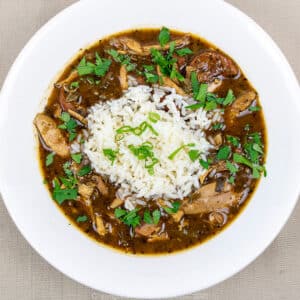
[37,28,267,254]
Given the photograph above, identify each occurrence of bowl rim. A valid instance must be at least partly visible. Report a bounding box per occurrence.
[0,0,300,298]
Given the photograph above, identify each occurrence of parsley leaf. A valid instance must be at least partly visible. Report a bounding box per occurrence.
[226,135,240,147]
[78,165,92,177]
[76,54,111,77]
[71,153,82,164]
[249,106,261,112]
[199,158,212,169]
[226,160,239,174]
[143,209,161,225]
[158,27,170,47]
[59,112,78,141]
[212,123,224,130]
[46,152,55,167]
[52,178,77,205]
[70,81,79,88]
[217,146,231,160]
[164,201,180,214]
[76,215,88,223]
[223,89,235,105]
[176,48,193,56]
[188,149,200,162]
[115,208,140,228]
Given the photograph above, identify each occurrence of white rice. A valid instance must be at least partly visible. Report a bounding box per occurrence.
[83,85,222,209]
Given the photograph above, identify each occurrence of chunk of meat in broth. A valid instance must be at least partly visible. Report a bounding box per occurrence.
[189,50,239,82]
[34,113,70,158]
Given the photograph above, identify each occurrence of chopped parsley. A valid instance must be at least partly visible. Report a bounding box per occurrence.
[114,208,140,228]
[216,145,231,160]
[188,149,200,162]
[249,105,261,112]
[58,112,78,141]
[52,178,77,205]
[76,215,88,223]
[45,152,55,167]
[176,48,193,56]
[199,158,212,169]
[103,148,118,165]
[226,160,239,174]
[226,135,240,147]
[164,201,180,214]
[143,209,161,225]
[158,27,170,47]
[212,123,224,130]
[106,49,136,71]
[223,89,235,105]
[71,153,82,164]
[76,53,111,77]
[70,81,79,89]
[78,165,92,177]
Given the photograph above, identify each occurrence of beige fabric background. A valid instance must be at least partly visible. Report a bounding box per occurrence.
[0,0,299,299]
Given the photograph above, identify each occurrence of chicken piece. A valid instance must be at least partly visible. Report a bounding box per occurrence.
[67,109,87,125]
[95,214,106,236]
[110,197,124,209]
[190,50,239,83]
[207,79,222,93]
[34,113,70,158]
[156,66,186,96]
[182,192,238,215]
[78,183,94,200]
[111,37,144,55]
[119,65,128,90]
[95,175,109,196]
[135,223,160,237]
[199,161,227,184]
[228,91,256,122]
[143,35,190,53]
[192,182,218,199]
[147,232,170,243]
[171,210,184,222]
[213,133,223,147]
[57,70,79,86]
[58,88,75,111]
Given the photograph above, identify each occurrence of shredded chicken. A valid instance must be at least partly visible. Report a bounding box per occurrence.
[110,197,124,209]
[171,210,184,222]
[147,232,169,243]
[67,109,87,125]
[156,66,186,96]
[199,161,227,184]
[56,70,79,86]
[95,175,109,196]
[95,214,106,236]
[119,65,128,90]
[34,113,70,157]
[228,91,256,122]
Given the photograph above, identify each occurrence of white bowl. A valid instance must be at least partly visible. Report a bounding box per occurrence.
[0,0,300,298]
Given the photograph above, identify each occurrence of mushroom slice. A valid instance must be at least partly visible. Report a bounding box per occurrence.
[95,214,106,236]
[119,65,128,90]
[58,88,75,111]
[34,113,70,158]
[67,109,87,125]
[110,197,124,209]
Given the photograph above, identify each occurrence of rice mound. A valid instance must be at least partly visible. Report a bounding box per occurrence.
[83,85,222,209]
